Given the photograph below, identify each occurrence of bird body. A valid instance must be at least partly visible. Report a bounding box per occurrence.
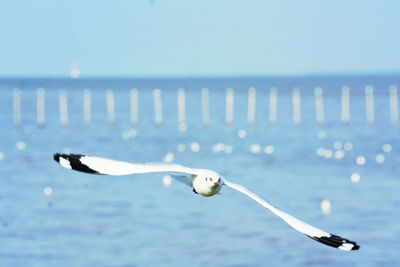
[192,173,222,197]
[53,153,359,251]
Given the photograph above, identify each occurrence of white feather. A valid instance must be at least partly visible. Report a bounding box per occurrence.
[59,157,72,169]
[222,178,330,238]
[78,155,200,176]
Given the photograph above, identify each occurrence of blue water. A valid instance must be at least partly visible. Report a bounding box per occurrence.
[1,76,400,266]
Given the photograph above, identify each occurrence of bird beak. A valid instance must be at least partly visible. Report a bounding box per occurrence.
[214,182,219,187]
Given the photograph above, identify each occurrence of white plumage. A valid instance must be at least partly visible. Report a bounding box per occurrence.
[53,153,359,251]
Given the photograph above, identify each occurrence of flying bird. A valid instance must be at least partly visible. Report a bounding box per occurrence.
[53,153,360,251]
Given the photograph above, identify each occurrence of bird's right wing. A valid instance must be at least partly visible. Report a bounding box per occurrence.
[53,153,201,177]
[222,178,359,251]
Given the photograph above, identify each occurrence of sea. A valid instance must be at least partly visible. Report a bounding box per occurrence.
[0,75,399,266]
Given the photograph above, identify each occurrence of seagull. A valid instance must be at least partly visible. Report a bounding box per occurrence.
[53,153,360,251]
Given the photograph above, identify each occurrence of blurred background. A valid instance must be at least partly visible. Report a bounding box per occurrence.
[1,1,400,266]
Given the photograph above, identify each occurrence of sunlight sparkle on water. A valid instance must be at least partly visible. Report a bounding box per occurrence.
[264,145,274,154]
[250,144,261,154]
[238,129,247,139]
[162,152,174,163]
[333,141,342,150]
[351,173,361,183]
[376,154,385,164]
[382,144,392,153]
[122,129,137,140]
[334,150,345,160]
[356,156,366,166]
[321,199,331,214]
[178,123,187,132]
[212,143,225,153]
[43,187,53,196]
[323,150,333,159]
[16,141,26,150]
[224,145,233,154]
[316,147,324,156]
[190,142,200,152]
[317,130,327,139]
[344,142,353,151]
[177,144,185,152]
[162,175,172,187]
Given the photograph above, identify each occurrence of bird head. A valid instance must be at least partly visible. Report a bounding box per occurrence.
[204,176,222,189]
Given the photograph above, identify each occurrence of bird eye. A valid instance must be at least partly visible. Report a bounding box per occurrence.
[210,178,213,181]
[205,177,208,181]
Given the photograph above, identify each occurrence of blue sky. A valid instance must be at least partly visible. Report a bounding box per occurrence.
[1,1,399,77]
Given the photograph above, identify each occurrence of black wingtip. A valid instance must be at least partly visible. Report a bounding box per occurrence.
[306,234,360,251]
[53,153,101,174]
[53,153,60,162]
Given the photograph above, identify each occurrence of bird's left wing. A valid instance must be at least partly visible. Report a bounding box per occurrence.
[168,173,196,187]
[222,178,359,251]
[53,153,200,177]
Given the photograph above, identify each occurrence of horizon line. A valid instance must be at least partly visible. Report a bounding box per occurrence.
[0,72,400,81]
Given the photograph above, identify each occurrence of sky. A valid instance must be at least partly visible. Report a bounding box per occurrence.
[0,1,399,78]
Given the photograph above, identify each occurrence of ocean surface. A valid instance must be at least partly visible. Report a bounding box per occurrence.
[1,76,400,266]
